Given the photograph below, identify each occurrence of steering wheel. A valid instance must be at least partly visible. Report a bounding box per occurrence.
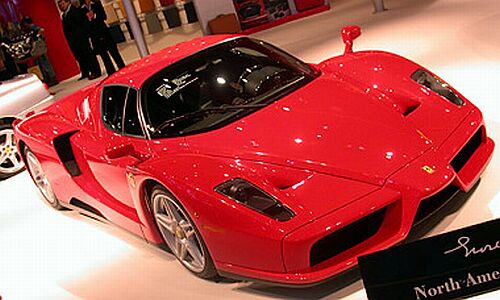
[238,65,288,97]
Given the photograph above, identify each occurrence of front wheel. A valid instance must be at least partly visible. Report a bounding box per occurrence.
[24,147,62,210]
[151,186,218,280]
[0,124,25,179]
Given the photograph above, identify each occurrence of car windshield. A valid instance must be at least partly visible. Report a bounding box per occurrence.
[141,37,318,138]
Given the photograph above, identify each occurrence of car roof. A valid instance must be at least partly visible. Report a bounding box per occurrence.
[103,34,240,89]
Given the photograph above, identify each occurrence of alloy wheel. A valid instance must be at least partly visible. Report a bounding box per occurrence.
[25,149,58,206]
[152,191,207,273]
[0,128,24,176]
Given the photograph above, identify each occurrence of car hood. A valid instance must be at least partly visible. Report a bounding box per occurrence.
[187,76,447,185]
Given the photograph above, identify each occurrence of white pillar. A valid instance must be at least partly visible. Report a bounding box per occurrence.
[372,0,386,13]
[122,0,150,57]
[176,0,188,25]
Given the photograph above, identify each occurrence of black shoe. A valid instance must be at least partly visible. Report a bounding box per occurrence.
[78,75,88,81]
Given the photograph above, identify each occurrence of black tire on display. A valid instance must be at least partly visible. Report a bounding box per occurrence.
[0,123,25,179]
[24,147,63,210]
[150,185,219,280]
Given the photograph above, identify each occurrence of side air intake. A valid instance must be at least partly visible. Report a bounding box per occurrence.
[69,198,105,219]
[53,131,81,177]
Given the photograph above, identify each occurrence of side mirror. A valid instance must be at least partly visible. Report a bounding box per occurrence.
[341,25,361,54]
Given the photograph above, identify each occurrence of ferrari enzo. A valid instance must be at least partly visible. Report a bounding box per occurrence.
[14,26,494,285]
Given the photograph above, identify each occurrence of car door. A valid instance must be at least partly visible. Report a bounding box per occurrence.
[73,85,149,220]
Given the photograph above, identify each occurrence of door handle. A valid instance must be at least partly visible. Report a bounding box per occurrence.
[105,144,149,161]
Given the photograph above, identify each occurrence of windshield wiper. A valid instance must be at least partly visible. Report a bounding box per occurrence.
[152,104,267,136]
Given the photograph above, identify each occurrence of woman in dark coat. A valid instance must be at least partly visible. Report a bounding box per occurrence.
[82,0,125,75]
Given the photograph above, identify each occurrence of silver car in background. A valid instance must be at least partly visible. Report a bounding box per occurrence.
[0,73,54,179]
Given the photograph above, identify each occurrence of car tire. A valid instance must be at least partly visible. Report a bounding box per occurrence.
[24,147,63,210]
[0,123,25,179]
[150,185,219,280]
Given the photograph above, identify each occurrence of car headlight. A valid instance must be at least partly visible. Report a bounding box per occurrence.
[411,69,464,106]
[215,178,294,222]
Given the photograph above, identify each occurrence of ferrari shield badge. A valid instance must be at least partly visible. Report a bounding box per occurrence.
[422,165,435,174]
[127,172,136,188]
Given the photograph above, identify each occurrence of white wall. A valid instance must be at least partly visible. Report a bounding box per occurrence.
[192,0,236,35]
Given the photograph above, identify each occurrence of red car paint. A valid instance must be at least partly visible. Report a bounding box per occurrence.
[14,32,494,285]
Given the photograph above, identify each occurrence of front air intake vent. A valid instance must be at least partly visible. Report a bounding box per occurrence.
[413,185,460,226]
[310,207,387,267]
[390,96,421,117]
[450,127,483,172]
[402,103,420,117]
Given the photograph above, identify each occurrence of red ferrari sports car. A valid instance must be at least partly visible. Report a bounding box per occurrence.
[14,26,494,285]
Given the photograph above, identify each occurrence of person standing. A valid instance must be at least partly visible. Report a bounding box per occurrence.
[57,0,101,80]
[20,16,59,86]
[82,0,125,76]
[0,24,20,79]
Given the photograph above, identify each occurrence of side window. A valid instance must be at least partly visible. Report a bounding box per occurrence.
[123,89,143,136]
[101,86,127,133]
[101,86,143,137]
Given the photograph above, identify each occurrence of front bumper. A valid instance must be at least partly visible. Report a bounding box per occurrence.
[217,109,494,285]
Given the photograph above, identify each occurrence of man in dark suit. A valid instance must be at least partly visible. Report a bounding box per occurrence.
[82,0,125,75]
[57,0,101,80]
